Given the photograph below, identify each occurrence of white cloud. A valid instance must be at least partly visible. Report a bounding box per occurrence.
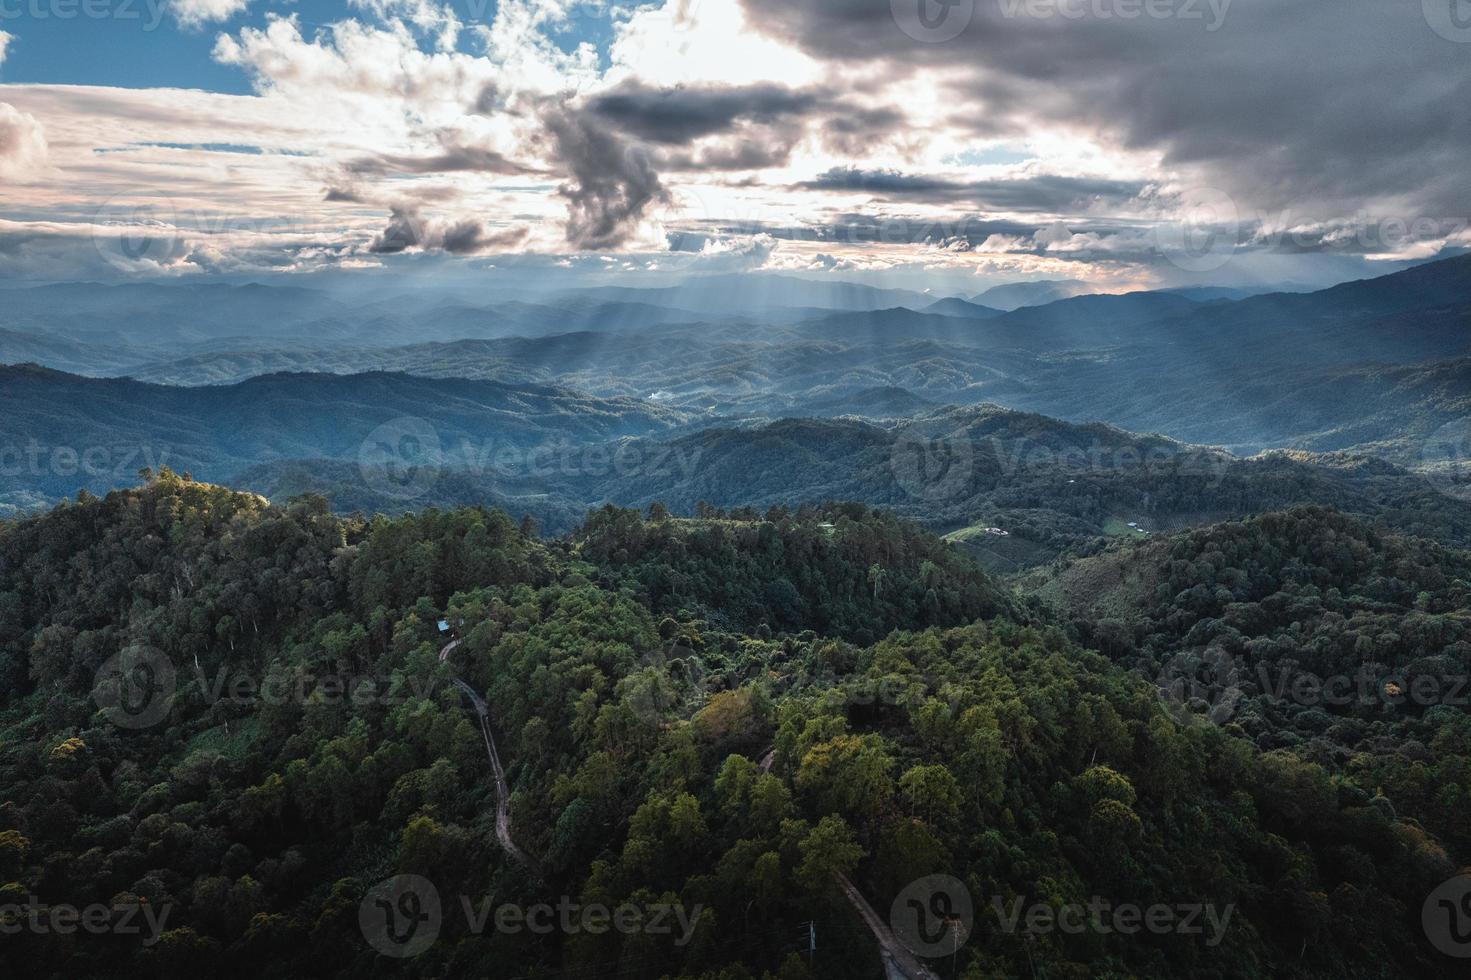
[0,102,48,179]
[170,0,251,29]
[0,31,12,69]
[606,0,818,89]
[351,0,463,51]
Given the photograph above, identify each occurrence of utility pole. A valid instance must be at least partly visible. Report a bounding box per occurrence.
[798,920,816,969]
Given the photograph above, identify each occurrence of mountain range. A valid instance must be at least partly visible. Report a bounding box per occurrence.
[970,277,1094,309]
[3,254,1469,562]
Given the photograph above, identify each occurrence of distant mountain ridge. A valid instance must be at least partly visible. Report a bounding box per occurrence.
[552,271,939,313]
[920,296,1004,318]
[238,402,1471,563]
[0,364,691,501]
[4,253,1471,525]
[970,278,1093,309]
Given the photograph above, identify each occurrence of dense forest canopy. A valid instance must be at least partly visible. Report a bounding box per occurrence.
[1,475,1467,978]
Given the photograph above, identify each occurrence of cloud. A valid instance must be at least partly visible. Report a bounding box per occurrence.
[0,103,48,179]
[368,204,530,254]
[439,218,529,254]
[352,0,462,51]
[0,215,333,280]
[325,184,368,203]
[170,0,251,29]
[368,206,425,254]
[797,168,1146,212]
[739,0,1471,222]
[209,13,504,110]
[585,82,820,144]
[539,101,669,250]
[470,82,502,115]
[820,106,907,155]
[346,143,532,177]
[584,84,799,172]
[662,229,776,273]
[701,213,1031,246]
[656,135,804,172]
[0,31,12,69]
[582,81,912,174]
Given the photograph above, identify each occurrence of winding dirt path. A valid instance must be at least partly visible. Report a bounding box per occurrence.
[437,638,461,662]
[832,871,941,980]
[442,642,540,878]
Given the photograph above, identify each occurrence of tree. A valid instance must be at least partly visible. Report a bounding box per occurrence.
[899,764,961,826]
[0,830,28,878]
[797,815,865,888]
[796,734,894,826]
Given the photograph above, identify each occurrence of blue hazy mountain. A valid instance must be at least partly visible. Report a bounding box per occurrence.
[970,277,1093,309]
[4,253,1469,519]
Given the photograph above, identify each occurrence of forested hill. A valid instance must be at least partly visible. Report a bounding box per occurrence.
[0,477,1466,978]
[0,364,691,499]
[234,403,1471,572]
[1029,506,1471,853]
[581,408,1471,575]
[573,502,1017,642]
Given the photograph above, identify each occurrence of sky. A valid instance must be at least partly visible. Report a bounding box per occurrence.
[0,0,1468,293]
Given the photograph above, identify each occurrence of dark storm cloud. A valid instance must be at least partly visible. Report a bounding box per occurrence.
[800,169,959,194]
[738,0,1471,219]
[584,82,822,144]
[538,102,670,250]
[800,168,959,195]
[438,219,486,254]
[657,134,804,171]
[797,168,1146,211]
[821,106,907,154]
[580,83,910,174]
[368,207,529,255]
[367,206,423,254]
[439,220,530,255]
[324,185,366,203]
